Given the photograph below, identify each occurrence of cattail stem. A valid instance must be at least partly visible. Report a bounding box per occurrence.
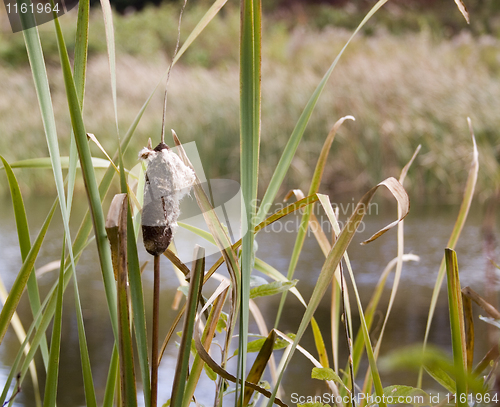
[151,254,161,407]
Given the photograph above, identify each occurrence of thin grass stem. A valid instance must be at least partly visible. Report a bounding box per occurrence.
[151,254,161,407]
[340,263,356,407]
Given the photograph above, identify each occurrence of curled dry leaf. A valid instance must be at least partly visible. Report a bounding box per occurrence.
[359,177,410,244]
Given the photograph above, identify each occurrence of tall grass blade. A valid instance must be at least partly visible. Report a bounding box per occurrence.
[0,275,41,407]
[255,1,388,224]
[266,180,409,407]
[99,0,119,134]
[171,246,205,407]
[52,10,115,404]
[74,0,89,101]
[286,191,352,394]
[67,0,90,212]
[53,12,123,403]
[72,280,97,407]
[19,10,81,398]
[419,122,478,386]
[281,188,353,380]
[240,330,277,406]
[69,3,99,403]
[0,156,48,367]
[331,278,341,375]
[462,293,474,371]
[239,0,262,401]
[183,285,230,407]
[0,200,56,344]
[18,2,63,200]
[311,319,329,369]
[3,157,110,169]
[53,13,118,340]
[445,249,468,407]
[164,249,191,277]
[106,194,138,406]
[177,222,218,246]
[103,346,119,407]
[43,244,66,407]
[87,133,120,173]
[20,7,79,354]
[127,205,151,406]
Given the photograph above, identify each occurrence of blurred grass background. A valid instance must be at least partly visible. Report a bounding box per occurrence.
[0,0,499,201]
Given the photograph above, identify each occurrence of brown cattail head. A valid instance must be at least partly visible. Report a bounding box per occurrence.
[142,223,173,256]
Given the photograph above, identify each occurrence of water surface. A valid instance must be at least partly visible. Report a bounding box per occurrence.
[0,196,496,406]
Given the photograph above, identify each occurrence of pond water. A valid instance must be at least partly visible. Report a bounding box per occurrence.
[0,194,497,407]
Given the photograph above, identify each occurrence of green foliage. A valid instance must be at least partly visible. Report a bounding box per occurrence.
[249,280,298,299]
[0,1,498,407]
[311,367,342,383]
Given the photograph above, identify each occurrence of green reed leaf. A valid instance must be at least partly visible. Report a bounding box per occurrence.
[445,249,468,407]
[250,280,297,299]
[0,201,56,345]
[419,122,478,386]
[43,244,65,407]
[171,246,205,407]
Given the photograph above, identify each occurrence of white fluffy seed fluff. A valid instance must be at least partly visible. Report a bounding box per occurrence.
[140,146,196,232]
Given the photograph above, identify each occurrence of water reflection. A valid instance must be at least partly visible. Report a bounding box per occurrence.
[0,197,496,406]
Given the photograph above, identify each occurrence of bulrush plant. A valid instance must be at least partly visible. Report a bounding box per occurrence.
[0,1,498,407]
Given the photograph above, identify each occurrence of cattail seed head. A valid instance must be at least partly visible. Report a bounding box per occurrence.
[140,140,195,256]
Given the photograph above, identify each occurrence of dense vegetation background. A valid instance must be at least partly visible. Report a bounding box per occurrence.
[1,0,499,201]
